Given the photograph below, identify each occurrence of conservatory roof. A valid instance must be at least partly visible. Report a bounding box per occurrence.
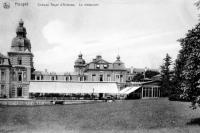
[29,81,119,94]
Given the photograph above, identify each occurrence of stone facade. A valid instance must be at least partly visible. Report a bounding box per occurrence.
[0,54,11,98]
[0,19,34,98]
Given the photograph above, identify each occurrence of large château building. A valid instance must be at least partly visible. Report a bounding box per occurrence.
[0,20,161,99]
[0,19,127,98]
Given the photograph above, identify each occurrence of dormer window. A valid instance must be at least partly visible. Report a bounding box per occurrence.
[17,56,22,65]
[103,64,108,68]
[96,64,100,69]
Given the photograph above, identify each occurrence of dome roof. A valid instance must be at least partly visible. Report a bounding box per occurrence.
[75,53,85,65]
[114,55,124,64]
[11,19,31,52]
[11,37,24,47]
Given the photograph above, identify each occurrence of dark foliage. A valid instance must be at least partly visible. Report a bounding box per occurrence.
[145,70,160,79]
[132,73,144,82]
[160,54,173,97]
[174,23,200,109]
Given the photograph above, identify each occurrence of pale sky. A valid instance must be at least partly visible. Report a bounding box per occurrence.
[0,0,199,72]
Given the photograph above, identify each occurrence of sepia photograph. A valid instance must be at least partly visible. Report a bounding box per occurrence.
[0,0,200,132]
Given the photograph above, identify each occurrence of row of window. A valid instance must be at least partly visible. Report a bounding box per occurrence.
[91,74,123,82]
[11,71,27,82]
[0,70,27,82]
[33,75,73,81]
[142,87,160,97]
[32,74,124,82]
[96,64,108,69]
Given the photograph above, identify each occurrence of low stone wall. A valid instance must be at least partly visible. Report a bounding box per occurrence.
[0,100,52,106]
[0,99,101,106]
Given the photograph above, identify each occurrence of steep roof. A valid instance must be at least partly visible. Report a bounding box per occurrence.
[0,53,8,59]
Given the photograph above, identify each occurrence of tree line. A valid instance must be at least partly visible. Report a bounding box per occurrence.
[160,3,200,108]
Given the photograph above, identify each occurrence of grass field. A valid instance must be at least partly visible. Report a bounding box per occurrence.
[0,98,200,133]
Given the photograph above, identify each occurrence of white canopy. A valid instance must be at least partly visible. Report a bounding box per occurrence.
[119,86,140,94]
[29,81,119,94]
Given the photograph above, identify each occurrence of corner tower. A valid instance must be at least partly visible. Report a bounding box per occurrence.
[74,53,86,74]
[8,19,34,98]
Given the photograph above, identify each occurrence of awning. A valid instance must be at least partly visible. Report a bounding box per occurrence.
[119,87,131,93]
[119,86,140,94]
[29,81,119,94]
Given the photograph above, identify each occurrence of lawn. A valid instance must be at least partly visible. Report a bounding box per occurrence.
[0,98,200,133]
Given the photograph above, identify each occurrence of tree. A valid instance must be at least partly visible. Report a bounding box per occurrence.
[132,73,144,82]
[177,23,200,109]
[145,70,160,79]
[195,1,200,9]
[171,50,186,95]
[160,54,172,97]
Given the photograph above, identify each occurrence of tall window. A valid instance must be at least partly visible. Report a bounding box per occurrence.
[115,74,120,82]
[18,72,22,82]
[120,75,123,82]
[99,75,103,82]
[107,74,111,81]
[0,59,4,65]
[69,76,72,81]
[23,72,27,81]
[0,85,5,97]
[84,76,86,81]
[66,76,68,81]
[79,76,81,81]
[17,87,22,97]
[12,71,16,81]
[17,56,22,65]
[41,75,43,80]
[92,74,96,81]
[1,71,5,81]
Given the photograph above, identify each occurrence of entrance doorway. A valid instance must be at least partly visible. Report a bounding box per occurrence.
[99,75,103,82]
[17,87,22,97]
